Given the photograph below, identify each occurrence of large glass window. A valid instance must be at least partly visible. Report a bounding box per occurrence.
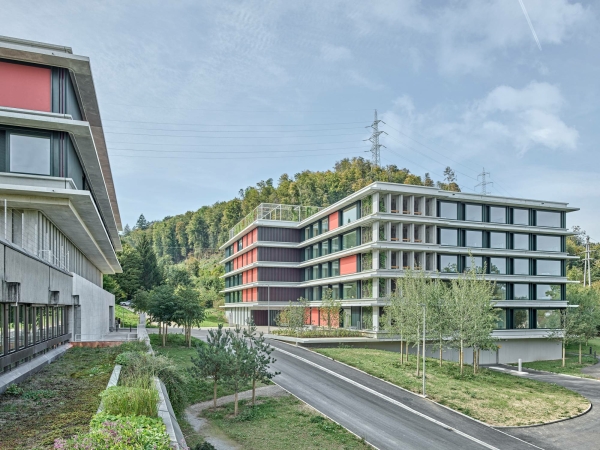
[489,257,506,274]
[321,218,329,234]
[465,230,483,248]
[493,283,507,300]
[304,247,312,261]
[312,265,320,280]
[18,305,25,349]
[439,202,458,220]
[331,285,341,300]
[331,236,340,253]
[465,256,484,273]
[490,232,507,249]
[312,222,320,237]
[312,243,320,259]
[513,309,529,329]
[490,206,507,224]
[536,211,561,228]
[513,208,529,225]
[536,259,562,276]
[321,240,329,256]
[342,204,358,225]
[536,284,562,300]
[321,263,329,278]
[304,227,311,241]
[331,260,340,277]
[465,204,483,222]
[8,306,16,352]
[304,267,312,281]
[536,310,561,329]
[513,258,530,275]
[0,307,3,355]
[496,310,507,329]
[312,287,321,301]
[342,230,358,249]
[9,134,51,175]
[513,233,530,250]
[536,235,561,252]
[343,282,358,299]
[513,284,530,300]
[439,228,458,246]
[26,306,33,346]
[440,255,459,273]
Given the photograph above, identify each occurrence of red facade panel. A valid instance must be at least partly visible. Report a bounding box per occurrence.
[0,61,51,112]
[310,308,319,326]
[329,212,339,230]
[340,255,357,275]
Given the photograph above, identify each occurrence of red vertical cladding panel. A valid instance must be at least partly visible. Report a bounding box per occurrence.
[253,268,258,282]
[253,288,258,301]
[0,61,51,112]
[252,228,258,244]
[234,242,238,253]
[329,212,339,230]
[340,255,357,275]
[310,308,319,325]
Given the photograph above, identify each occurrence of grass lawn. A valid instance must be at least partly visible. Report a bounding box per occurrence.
[200,307,228,327]
[0,346,124,449]
[566,338,600,355]
[115,304,139,327]
[202,396,371,450]
[314,347,589,427]
[516,354,598,377]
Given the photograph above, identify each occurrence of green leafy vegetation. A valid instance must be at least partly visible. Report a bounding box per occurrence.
[272,328,363,338]
[516,354,598,377]
[314,347,589,426]
[115,304,140,327]
[101,385,159,417]
[202,396,371,450]
[54,413,170,450]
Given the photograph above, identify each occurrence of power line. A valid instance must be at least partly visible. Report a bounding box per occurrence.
[365,110,386,168]
[109,150,364,160]
[109,146,366,155]
[475,168,493,195]
[103,102,373,113]
[103,126,367,133]
[104,131,367,138]
[102,119,367,126]
[107,139,362,147]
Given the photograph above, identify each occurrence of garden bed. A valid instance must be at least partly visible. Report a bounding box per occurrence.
[314,347,590,427]
[272,329,364,338]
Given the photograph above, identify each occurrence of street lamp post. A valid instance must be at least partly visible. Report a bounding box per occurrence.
[422,304,426,397]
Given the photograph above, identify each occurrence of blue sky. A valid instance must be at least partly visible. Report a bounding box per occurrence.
[3,0,599,236]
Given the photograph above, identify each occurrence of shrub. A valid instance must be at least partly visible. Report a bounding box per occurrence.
[5,384,24,396]
[101,386,159,417]
[54,413,170,449]
[115,351,143,367]
[194,442,217,450]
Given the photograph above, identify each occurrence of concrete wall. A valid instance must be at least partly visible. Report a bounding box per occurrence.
[72,273,114,340]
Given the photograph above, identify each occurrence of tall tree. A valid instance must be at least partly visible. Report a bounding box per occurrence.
[113,243,143,300]
[147,284,177,346]
[137,233,163,290]
[172,286,206,347]
[135,214,150,230]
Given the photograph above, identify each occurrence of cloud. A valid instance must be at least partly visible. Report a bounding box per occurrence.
[320,44,352,62]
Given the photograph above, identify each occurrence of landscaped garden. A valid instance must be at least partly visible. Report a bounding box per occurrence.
[314,347,590,427]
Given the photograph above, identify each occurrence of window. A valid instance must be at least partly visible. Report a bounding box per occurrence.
[343,204,358,225]
[490,232,507,249]
[321,218,329,233]
[18,305,25,349]
[26,306,32,346]
[490,206,507,224]
[465,230,483,248]
[331,236,340,253]
[331,260,340,277]
[536,310,561,329]
[465,256,484,273]
[342,230,358,249]
[312,287,321,301]
[489,257,506,274]
[332,285,341,300]
[312,243,320,259]
[321,263,329,278]
[9,134,51,175]
[312,265,320,280]
[536,235,561,252]
[513,258,530,275]
[0,306,2,355]
[312,222,320,237]
[237,239,243,251]
[440,255,458,273]
[493,283,507,300]
[8,306,16,352]
[513,208,529,225]
[513,284,530,300]
[513,233,529,250]
[496,310,507,329]
[322,240,329,256]
[304,227,311,241]
[439,228,458,246]
[304,247,312,261]
[536,259,561,276]
[304,267,312,281]
[513,309,529,329]
[465,204,483,222]
[439,202,458,220]
[536,210,561,228]
[343,282,358,299]
[536,284,561,300]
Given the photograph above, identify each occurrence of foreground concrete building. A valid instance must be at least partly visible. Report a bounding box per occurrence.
[0,36,122,372]
[220,182,576,363]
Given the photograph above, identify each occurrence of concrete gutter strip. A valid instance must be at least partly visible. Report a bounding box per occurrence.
[97,364,122,414]
[156,377,186,449]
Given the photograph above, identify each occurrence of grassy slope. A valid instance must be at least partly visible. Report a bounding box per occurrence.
[200,307,228,327]
[518,354,598,377]
[115,305,139,327]
[202,396,371,450]
[0,346,121,449]
[314,347,589,427]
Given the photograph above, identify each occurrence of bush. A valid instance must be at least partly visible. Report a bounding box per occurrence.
[149,332,205,348]
[272,328,363,338]
[54,413,170,449]
[101,386,159,417]
[115,351,144,366]
[5,384,24,395]
[194,442,217,450]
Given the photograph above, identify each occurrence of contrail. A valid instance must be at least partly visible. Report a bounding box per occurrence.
[518,0,542,51]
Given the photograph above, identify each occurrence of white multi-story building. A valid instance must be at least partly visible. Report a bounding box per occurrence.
[220,182,577,363]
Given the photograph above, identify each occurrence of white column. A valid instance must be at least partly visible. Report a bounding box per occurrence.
[372,221,379,242]
[385,222,392,241]
[386,250,392,269]
[372,307,380,331]
[373,278,379,299]
[385,194,392,213]
[372,250,379,270]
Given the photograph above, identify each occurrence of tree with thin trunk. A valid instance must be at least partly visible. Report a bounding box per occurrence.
[243,320,279,405]
[191,324,231,408]
[146,285,177,346]
[319,288,341,330]
[172,286,205,347]
[383,279,408,364]
[225,326,254,416]
[426,280,450,367]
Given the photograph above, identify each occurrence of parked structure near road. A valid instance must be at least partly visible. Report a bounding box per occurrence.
[0,36,122,372]
[220,182,577,363]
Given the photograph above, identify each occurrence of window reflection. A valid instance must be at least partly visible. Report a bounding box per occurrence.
[440,255,458,273]
[490,206,507,224]
[536,211,561,228]
[465,204,482,222]
[536,310,561,329]
[465,230,483,248]
[490,232,506,249]
[513,234,529,250]
[536,284,561,300]
[513,258,529,275]
[513,209,529,225]
[513,283,530,300]
[489,257,506,274]
[439,202,458,220]
[536,260,561,276]
[343,204,358,225]
[536,235,561,252]
[439,228,458,246]
[513,309,529,329]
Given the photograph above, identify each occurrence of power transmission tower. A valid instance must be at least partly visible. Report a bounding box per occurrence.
[475,167,493,195]
[582,236,593,287]
[365,110,387,168]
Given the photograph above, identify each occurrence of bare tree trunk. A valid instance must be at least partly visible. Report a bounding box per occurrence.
[473,348,476,375]
[439,335,443,367]
[252,378,256,405]
[234,390,239,416]
[213,380,218,408]
[579,342,582,364]
[562,342,566,367]
[406,338,409,362]
[162,323,166,347]
[400,339,404,364]
[460,340,464,375]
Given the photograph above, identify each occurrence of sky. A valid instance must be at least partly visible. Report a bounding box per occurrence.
[2,0,599,237]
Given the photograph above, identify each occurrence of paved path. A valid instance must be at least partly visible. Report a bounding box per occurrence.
[487,364,600,450]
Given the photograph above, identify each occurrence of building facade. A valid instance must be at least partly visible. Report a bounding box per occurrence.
[0,36,122,372]
[220,182,577,363]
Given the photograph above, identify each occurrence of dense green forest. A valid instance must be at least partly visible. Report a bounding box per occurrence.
[104,156,598,306]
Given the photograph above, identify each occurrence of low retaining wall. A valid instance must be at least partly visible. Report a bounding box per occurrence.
[71,341,125,348]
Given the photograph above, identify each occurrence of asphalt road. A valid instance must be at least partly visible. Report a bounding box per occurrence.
[267,340,539,450]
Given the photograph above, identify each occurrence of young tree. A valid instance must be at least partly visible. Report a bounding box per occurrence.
[191,324,231,408]
[244,321,279,405]
[276,298,309,334]
[319,288,341,330]
[172,286,206,347]
[426,280,450,367]
[225,326,254,416]
[147,285,177,346]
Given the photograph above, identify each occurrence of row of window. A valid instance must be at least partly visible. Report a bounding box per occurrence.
[304,229,359,260]
[439,254,565,277]
[303,203,359,240]
[438,202,564,228]
[0,304,67,356]
[438,228,563,252]
[496,308,561,330]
